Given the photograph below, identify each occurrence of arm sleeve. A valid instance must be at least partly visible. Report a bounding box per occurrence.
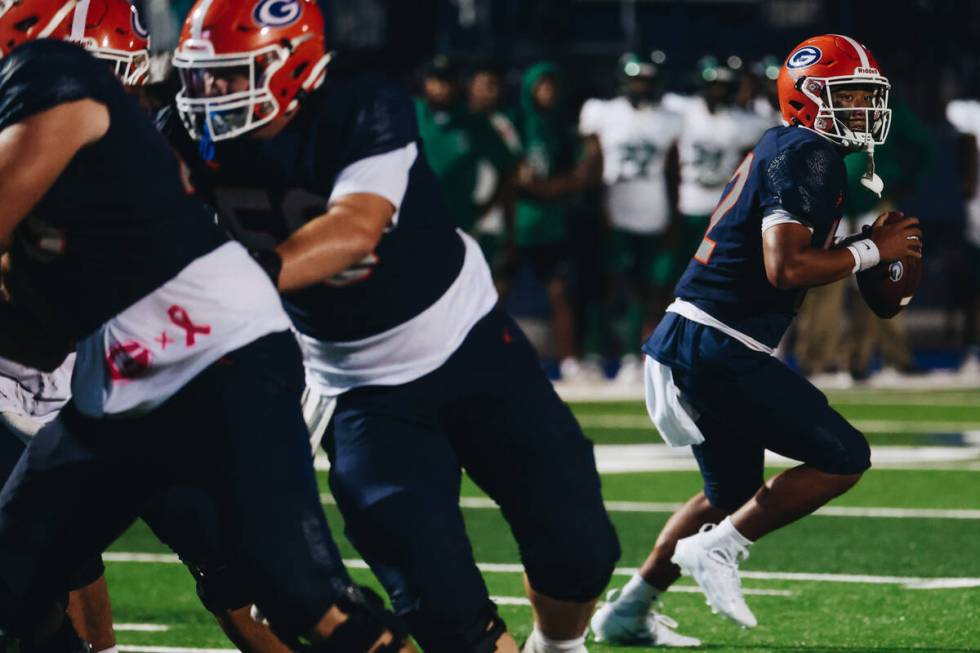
[578,99,602,136]
[329,143,418,220]
[328,82,422,222]
[760,142,845,233]
[0,41,114,132]
[346,82,419,161]
[947,99,980,135]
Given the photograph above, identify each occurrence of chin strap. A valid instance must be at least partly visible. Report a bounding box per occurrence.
[860,143,884,197]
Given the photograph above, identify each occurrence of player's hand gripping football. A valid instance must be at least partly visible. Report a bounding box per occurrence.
[868,212,923,261]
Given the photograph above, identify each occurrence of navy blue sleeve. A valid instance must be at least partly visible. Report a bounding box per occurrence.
[345,78,418,162]
[760,141,845,231]
[0,40,117,132]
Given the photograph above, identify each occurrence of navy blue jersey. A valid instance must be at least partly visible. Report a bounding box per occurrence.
[0,40,226,341]
[165,75,464,342]
[671,126,846,347]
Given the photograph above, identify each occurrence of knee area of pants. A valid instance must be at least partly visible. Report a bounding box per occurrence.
[404,602,505,653]
[704,485,757,513]
[67,557,105,592]
[523,527,621,602]
[814,426,871,475]
[190,564,252,614]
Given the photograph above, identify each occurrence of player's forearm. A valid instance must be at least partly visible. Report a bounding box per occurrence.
[764,247,857,290]
[274,217,379,294]
[274,195,390,294]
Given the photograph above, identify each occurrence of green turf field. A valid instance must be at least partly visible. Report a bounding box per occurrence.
[104,388,979,652]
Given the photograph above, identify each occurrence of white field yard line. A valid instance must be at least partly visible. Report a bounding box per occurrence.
[491,586,794,605]
[314,446,980,474]
[575,414,980,434]
[103,553,980,590]
[115,625,170,632]
[314,492,980,519]
[555,383,980,403]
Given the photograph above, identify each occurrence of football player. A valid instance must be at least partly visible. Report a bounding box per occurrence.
[0,3,412,652]
[0,3,144,653]
[664,57,772,290]
[578,53,683,385]
[166,1,620,651]
[591,35,922,645]
[945,91,980,377]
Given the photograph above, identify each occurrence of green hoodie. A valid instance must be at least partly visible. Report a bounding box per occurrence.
[512,61,580,247]
[415,99,517,232]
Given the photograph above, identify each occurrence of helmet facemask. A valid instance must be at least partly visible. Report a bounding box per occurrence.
[85,41,150,85]
[800,76,891,196]
[173,44,287,141]
[799,76,891,149]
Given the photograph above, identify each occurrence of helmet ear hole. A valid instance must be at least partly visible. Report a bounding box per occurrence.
[789,100,804,111]
[14,16,38,32]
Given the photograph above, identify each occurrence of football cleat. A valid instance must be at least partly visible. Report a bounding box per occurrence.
[614,354,645,387]
[590,588,701,647]
[671,524,757,629]
[559,356,606,385]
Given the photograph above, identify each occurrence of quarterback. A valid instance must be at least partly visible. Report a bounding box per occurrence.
[591,34,922,646]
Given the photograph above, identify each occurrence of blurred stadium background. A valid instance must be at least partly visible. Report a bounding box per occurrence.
[137,0,980,389]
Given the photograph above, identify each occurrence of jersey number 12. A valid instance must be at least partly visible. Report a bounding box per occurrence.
[694,153,753,265]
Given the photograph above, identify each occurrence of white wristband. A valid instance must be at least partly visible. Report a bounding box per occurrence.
[847,239,881,273]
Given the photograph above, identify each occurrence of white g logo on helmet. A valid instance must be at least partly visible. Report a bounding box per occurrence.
[253,0,301,27]
[787,46,822,69]
[131,7,149,38]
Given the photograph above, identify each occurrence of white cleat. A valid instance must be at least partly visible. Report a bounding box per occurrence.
[591,589,702,647]
[560,356,606,385]
[671,525,758,629]
[614,354,645,387]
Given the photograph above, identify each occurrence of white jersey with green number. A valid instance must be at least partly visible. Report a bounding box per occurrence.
[946,98,980,247]
[579,96,684,235]
[665,94,771,217]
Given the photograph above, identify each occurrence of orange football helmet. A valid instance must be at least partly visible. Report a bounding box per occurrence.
[71,0,150,86]
[172,0,330,141]
[0,0,76,54]
[0,0,149,86]
[777,34,891,150]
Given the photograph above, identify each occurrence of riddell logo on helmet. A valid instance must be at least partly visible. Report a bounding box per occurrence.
[786,46,821,69]
[253,0,302,27]
[855,67,880,76]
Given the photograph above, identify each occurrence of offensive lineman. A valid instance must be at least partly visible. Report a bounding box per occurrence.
[164,1,620,651]
[0,3,412,651]
[591,35,922,646]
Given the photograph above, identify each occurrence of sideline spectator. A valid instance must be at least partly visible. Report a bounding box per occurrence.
[578,53,683,385]
[414,56,517,241]
[946,93,980,379]
[665,57,770,289]
[511,62,600,382]
[466,62,523,285]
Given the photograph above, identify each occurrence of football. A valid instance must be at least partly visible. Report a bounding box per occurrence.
[856,212,923,319]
